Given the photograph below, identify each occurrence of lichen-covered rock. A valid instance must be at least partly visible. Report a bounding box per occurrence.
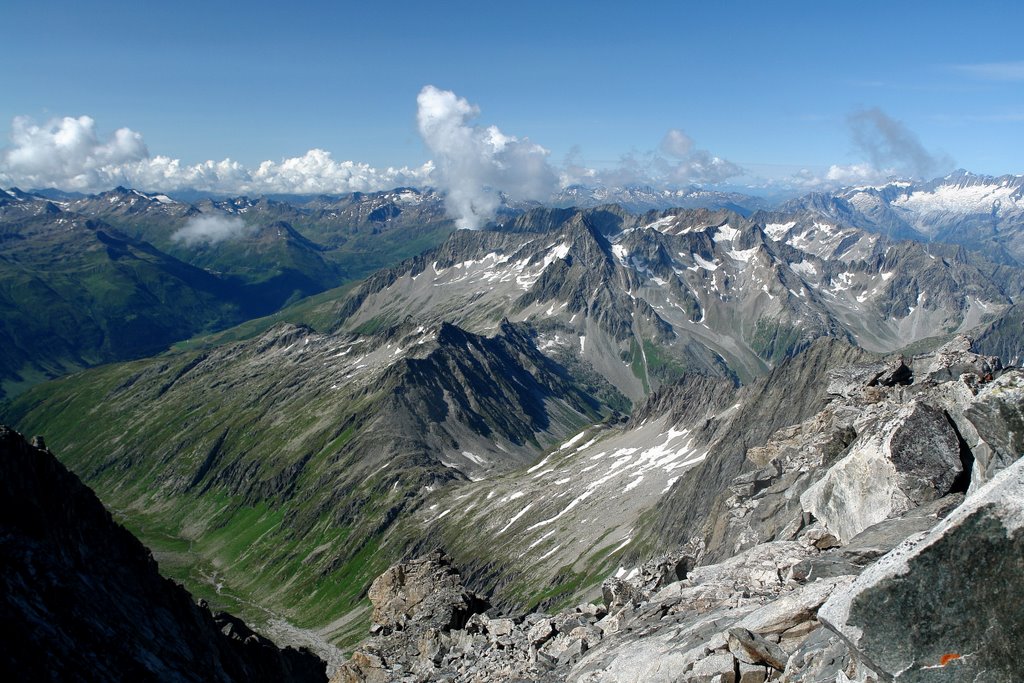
[778,626,878,682]
[818,457,1024,681]
[600,577,645,608]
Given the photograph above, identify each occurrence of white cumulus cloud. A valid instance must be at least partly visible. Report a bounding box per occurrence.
[656,128,744,184]
[416,85,558,229]
[171,214,255,246]
[1,115,148,191]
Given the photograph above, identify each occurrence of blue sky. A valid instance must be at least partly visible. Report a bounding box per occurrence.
[2,0,1022,195]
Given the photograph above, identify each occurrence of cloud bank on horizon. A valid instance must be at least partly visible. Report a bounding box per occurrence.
[0,115,433,197]
[0,89,957,227]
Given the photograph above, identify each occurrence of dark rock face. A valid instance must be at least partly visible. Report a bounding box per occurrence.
[887,403,964,504]
[819,457,1024,682]
[0,426,326,683]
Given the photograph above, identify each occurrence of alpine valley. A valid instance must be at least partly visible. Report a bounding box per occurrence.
[3,170,1024,682]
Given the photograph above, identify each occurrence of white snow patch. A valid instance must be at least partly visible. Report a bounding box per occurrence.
[640,215,679,232]
[791,260,816,277]
[894,182,1021,216]
[528,528,557,550]
[714,224,739,242]
[763,221,795,240]
[610,537,633,555]
[525,489,596,530]
[498,503,533,534]
[558,431,588,451]
[623,475,644,493]
[536,544,561,561]
[462,451,487,466]
[689,253,719,271]
[727,247,758,263]
[526,455,553,474]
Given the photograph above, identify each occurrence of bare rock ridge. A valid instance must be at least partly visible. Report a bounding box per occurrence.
[0,426,327,683]
[335,338,1024,682]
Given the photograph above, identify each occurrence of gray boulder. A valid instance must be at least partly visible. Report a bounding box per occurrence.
[917,335,1001,383]
[818,457,1024,681]
[727,627,788,670]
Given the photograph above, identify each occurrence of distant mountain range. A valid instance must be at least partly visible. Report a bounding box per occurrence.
[776,170,1024,263]
[0,186,457,398]
[3,168,1022,397]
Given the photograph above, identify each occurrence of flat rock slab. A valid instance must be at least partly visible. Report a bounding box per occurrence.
[727,627,788,670]
[819,457,1024,681]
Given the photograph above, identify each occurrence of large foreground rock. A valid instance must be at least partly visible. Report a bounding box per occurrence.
[818,456,1024,681]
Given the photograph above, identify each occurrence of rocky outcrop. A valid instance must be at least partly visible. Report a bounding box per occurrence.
[963,369,1024,487]
[800,402,964,543]
[703,337,1017,557]
[0,426,326,683]
[366,551,490,635]
[651,337,872,560]
[818,456,1024,682]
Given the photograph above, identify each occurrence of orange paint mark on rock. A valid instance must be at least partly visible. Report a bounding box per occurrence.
[939,653,961,666]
